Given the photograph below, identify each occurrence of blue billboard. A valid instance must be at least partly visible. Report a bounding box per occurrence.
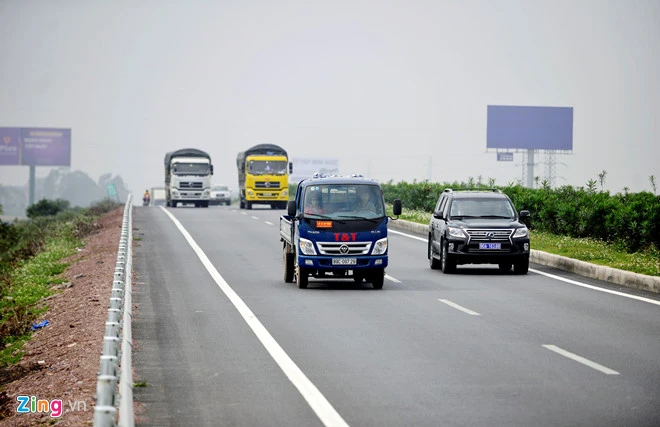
[487,106,573,150]
[0,127,71,166]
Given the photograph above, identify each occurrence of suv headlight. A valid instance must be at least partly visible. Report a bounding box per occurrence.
[299,238,317,255]
[447,227,466,239]
[371,237,388,255]
[513,227,528,238]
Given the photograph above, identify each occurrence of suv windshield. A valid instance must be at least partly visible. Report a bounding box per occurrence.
[303,184,385,219]
[449,198,515,218]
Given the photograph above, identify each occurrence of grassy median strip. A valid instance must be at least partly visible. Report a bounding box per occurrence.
[530,230,660,277]
[388,206,660,277]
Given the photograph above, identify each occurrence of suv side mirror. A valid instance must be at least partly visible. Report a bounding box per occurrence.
[392,199,402,216]
[519,210,530,219]
[287,200,297,217]
[433,210,443,219]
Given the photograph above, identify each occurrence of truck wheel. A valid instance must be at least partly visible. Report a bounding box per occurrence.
[514,259,529,275]
[203,201,209,208]
[296,266,308,289]
[441,241,456,274]
[247,202,252,210]
[226,201,231,206]
[171,201,177,208]
[428,238,441,270]
[283,249,294,283]
[239,200,244,209]
[371,269,385,289]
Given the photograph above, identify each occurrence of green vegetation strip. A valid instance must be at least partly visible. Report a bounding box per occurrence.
[530,230,660,277]
[0,236,79,367]
[387,205,660,277]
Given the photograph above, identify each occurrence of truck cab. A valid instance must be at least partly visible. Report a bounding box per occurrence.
[280,175,402,289]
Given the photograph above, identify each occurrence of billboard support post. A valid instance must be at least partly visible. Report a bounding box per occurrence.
[29,166,36,206]
[526,149,535,189]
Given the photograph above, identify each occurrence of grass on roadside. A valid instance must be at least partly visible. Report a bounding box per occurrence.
[530,230,660,277]
[387,205,660,277]
[0,235,80,368]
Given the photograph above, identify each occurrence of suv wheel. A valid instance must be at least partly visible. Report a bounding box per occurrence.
[441,241,456,274]
[498,263,512,272]
[428,238,441,270]
[514,259,529,275]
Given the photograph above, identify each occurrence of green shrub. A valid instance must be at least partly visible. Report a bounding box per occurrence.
[382,180,660,253]
[26,199,70,219]
[86,198,123,217]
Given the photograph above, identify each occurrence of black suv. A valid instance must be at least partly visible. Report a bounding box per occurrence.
[428,189,530,274]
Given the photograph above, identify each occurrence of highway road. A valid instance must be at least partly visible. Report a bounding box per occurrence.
[131,205,660,426]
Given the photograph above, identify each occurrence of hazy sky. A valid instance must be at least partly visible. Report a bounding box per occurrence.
[1,0,659,196]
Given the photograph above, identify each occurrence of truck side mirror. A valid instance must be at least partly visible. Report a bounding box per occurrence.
[210,165,214,175]
[392,199,402,216]
[289,162,293,174]
[287,200,297,217]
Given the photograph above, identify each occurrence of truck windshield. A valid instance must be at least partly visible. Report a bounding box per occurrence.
[173,162,210,175]
[304,184,385,219]
[247,160,287,175]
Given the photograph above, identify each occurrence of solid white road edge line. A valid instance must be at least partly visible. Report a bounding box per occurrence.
[438,299,481,316]
[385,274,401,283]
[542,345,620,375]
[390,228,660,306]
[530,268,660,306]
[161,207,349,427]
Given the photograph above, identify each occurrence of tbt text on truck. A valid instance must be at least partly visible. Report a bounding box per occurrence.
[280,175,402,289]
[236,144,291,209]
[164,148,213,208]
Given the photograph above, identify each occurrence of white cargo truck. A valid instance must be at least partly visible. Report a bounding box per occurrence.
[164,148,213,208]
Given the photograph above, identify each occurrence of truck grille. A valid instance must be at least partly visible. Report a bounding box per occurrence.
[466,229,513,243]
[180,182,203,189]
[255,181,280,189]
[317,241,372,255]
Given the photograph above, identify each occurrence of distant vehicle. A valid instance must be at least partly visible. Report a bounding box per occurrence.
[150,187,167,206]
[428,188,530,274]
[164,148,213,208]
[236,144,292,210]
[280,174,402,289]
[209,185,231,206]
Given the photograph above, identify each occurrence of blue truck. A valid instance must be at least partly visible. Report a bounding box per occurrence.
[280,175,402,289]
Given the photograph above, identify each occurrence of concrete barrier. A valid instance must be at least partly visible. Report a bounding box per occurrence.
[388,218,660,294]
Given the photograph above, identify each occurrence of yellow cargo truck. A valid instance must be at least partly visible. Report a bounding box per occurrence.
[236,144,291,209]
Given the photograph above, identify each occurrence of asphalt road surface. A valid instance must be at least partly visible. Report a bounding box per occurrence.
[131,204,660,427]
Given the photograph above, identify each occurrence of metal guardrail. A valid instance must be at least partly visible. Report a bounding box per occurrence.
[94,196,135,426]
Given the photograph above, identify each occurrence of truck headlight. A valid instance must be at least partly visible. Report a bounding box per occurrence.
[247,190,255,196]
[282,190,288,198]
[371,237,388,255]
[299,238,317,255]
[448,227,466,239]
[513,227,528,238]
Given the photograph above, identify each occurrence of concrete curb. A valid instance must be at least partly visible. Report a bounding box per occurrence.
[388,218,660,294]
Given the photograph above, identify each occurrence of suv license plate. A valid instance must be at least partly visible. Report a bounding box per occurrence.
[332,258,357,265]
[479,243,501,250]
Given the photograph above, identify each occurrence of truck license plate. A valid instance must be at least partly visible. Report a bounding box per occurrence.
[479,243,501,250]
[332,258,356,265]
